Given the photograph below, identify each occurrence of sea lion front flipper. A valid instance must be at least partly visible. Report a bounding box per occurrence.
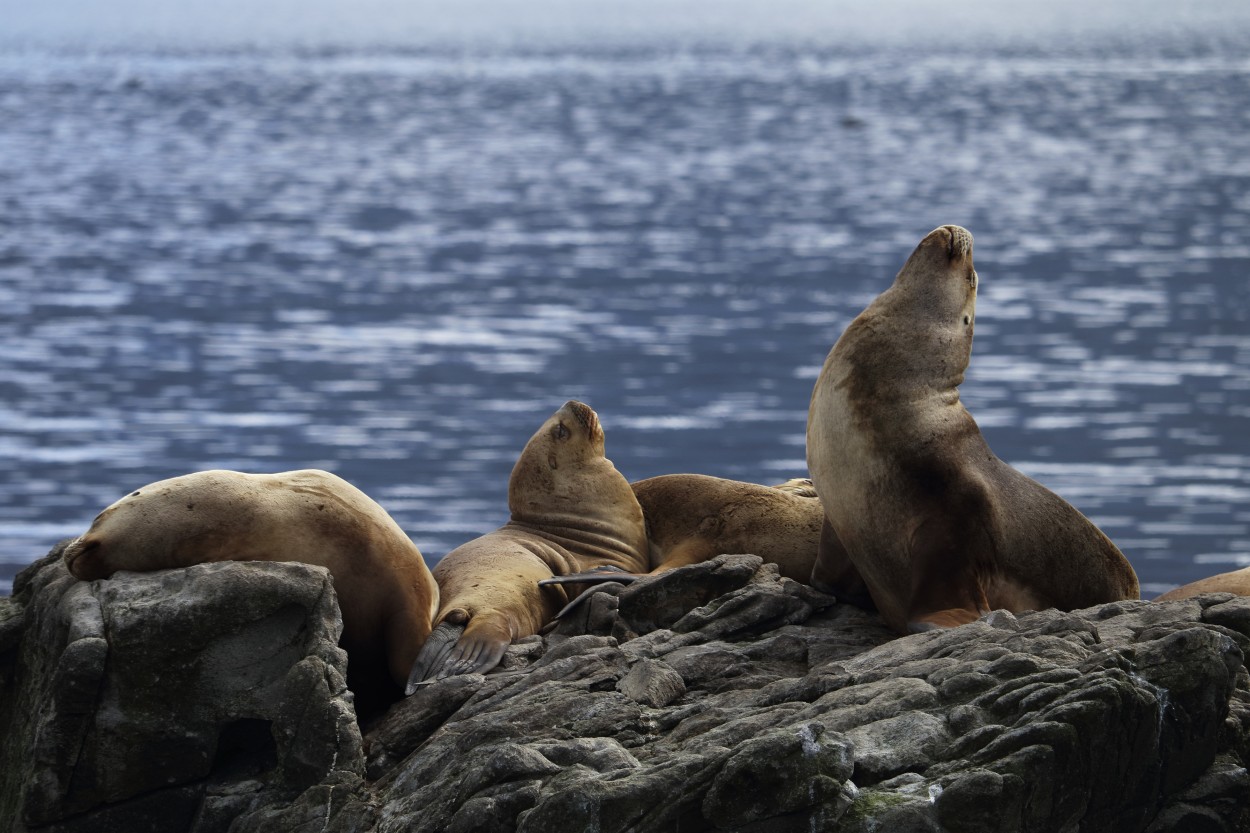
[444,624,510,678]
[405,616,465,693]
[810,519,875,609]
[905,512,993,633]
[405,606,514,690]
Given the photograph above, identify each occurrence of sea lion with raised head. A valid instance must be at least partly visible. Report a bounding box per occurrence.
[806,225,1139,633]
[1155,567,1250,601]
[62,469,439,712]
[408,400,649,688]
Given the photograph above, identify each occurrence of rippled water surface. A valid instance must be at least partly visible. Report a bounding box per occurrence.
[2,28,1248,597]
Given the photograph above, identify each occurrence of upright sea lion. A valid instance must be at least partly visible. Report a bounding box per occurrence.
[806,225,1139,633]
[408,400,649,688]
[1155,567,1250,601]
[62,469,439,711]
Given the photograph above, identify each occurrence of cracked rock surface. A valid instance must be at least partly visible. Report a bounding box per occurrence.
[0,545,363,833]
[3,549,1250,832]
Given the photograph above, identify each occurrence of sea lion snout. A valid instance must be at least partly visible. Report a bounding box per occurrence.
[944,225,972,260]
[63,535,107,580]
[921,225,973,261]
[561,400,600,438]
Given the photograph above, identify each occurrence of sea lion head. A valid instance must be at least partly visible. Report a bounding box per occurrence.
[62,472,256,581]
[890,224,977,335]
[508,400,609,510]
[62,488,175,580]
[838,225,978,395]
[507,400,645,548]
[63,531,111,581]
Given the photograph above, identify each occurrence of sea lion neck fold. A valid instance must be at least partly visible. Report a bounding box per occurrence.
[506,400,645,563]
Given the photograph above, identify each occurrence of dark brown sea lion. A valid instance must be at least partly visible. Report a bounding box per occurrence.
[806,225,1139,633]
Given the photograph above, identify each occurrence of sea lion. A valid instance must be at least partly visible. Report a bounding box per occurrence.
[1155,567,1250,601]
[537,474,828,590]
[62,469,439,711]
[633,474,825,581]
[537,474,867,616]
[408,400,649,688]
[806,225,1139,633]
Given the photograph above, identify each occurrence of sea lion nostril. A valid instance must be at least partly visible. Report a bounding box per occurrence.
[564,400,598,433]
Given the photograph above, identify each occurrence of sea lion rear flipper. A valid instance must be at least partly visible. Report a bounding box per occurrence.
[544,578,633,624]
[540,565,637,622]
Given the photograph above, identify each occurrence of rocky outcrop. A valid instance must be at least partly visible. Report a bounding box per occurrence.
[3,548,1249,832]
[0,544,363,833]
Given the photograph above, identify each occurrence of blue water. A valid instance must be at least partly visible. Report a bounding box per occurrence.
[2,9,1249,598]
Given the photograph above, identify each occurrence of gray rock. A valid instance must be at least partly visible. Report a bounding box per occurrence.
[0,554,362,833]
[618,658,687,707]
[702,721,855,827]
[4,551,1250,832]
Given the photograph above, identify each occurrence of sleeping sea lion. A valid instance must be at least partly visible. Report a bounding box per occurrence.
[62,468,439,713]
[1155,567,1250,601]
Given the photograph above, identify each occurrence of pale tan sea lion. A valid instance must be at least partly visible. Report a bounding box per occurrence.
[631,474,825,581]
[539,474,870,613]
[1155,567,1250,601]
[806,225,1139,633]
[408,400,649,688]
[62,469,439,711]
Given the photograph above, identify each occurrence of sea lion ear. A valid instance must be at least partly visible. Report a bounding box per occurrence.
[548,453,559,471]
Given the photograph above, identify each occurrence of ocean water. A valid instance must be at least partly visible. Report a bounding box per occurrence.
[1,6,1248,598]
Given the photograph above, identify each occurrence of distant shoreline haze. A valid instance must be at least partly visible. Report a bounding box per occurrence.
[2,0,1249,52]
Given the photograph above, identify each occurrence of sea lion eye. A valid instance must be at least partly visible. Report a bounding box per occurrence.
[553,423,571,441]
